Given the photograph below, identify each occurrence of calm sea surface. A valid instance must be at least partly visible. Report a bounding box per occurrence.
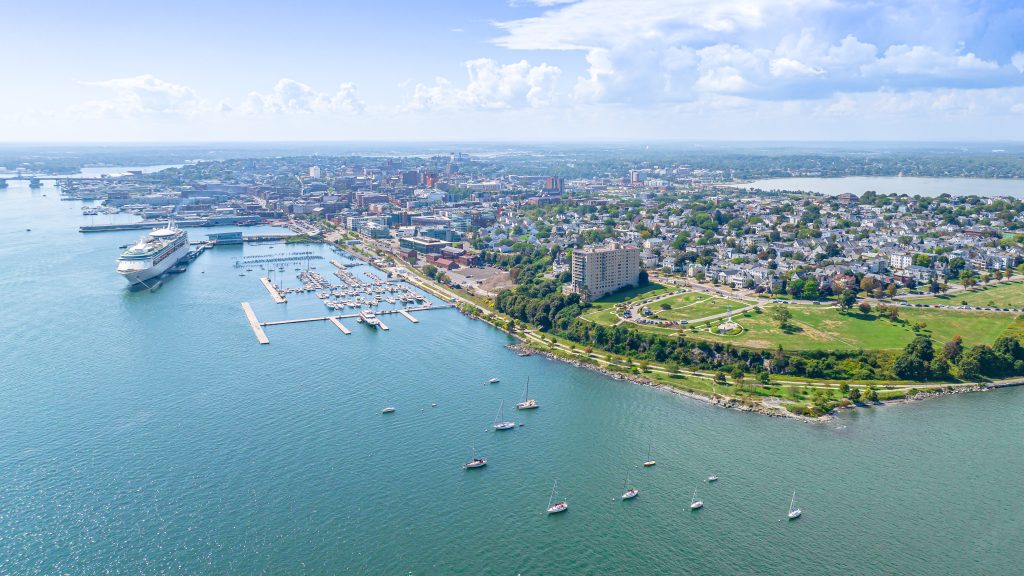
[1,179,1021,575]
[735,176,1024,198]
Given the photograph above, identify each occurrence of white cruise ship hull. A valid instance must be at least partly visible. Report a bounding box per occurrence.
[118,242,189,285]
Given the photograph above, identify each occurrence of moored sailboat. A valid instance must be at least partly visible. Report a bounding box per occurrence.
[546,480,568,514]
[464,446,487,469]
[787,491,801,519]
[493,400,515,430]
[690,483,703,510]
[515,377,538,410]
[621,471,638,500]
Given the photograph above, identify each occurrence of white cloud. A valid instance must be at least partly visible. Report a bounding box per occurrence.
[238,79,364,115]
[76,74,203,117]
[490,0,1023,105]
[864,45,998,76]
[408,58,561,110]
[1013,52,1024,74]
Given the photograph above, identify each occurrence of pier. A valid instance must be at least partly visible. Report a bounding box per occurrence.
[329,317,351,334]
[241,302,270,344]
[399,310,419,323]
[260,277,287,303]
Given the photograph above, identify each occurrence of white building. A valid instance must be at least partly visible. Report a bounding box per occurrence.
[890,253,913,270]
[309,166,321,178]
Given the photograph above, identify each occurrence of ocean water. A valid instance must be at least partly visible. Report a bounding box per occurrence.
[0,180,1021,575]
[734,176,1024,198]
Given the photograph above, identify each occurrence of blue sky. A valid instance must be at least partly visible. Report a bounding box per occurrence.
[2,0,1023,141]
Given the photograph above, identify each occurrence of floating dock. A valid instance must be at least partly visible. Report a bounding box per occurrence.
[399,310,418,323]
[376,318,390,331]
[260,277,287,303]
[241,302,270,344]
[329,317,351,334]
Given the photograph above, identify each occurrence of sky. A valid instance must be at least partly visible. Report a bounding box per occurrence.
[1,0,1023,142]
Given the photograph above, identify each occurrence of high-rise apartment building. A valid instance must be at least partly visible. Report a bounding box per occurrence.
[567,243,640,300]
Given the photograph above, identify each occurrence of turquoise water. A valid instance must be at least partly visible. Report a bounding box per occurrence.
[1,181,1022,575]
[735,176,1024,198]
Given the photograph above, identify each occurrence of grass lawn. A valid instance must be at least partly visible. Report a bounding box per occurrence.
[585,301,1019,351]
[911,281,1024,309]
[654,293,747,321]
[589,282,672,308]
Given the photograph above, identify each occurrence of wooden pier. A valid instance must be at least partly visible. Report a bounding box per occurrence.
[376,318,390,331]
[329,317,351,334]
[260,277,287,303]
[399,310,418,323]
[241,302,270,344]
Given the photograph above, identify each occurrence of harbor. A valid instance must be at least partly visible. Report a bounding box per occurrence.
[0,181,1020,576]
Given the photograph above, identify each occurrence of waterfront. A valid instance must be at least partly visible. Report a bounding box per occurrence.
[735,176,1024,198]
[0,180,1022,574]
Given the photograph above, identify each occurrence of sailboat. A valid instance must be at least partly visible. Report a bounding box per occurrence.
[690,483,703,510]
[493,400,515,430]
[643,441,656,467]
[787,491,801,519]
[463,446,487,469]
[546,480,568,514]
[621,471,639,500]
[515,377,538,410]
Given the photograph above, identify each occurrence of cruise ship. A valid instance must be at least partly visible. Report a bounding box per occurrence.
[116,225,189,285]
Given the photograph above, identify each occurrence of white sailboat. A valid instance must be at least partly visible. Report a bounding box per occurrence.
[690,483,703,509]
[643,441,656,467]
[515,377,538,410]
[787,491,801,519]
[463,446,487,469]
[621,471,639,500]
[493,400,515,430]
[546,480,568,514]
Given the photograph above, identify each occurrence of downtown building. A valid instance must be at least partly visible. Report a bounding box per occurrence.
[566,242,640,301]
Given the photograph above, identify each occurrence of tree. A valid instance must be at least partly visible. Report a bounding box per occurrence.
[757,371,771,387]
[848,387,862,402]
[885,283,897,298]
[864,387,879,402]
[801,281,820,301]
[839,382,850,396]
[839,289,857,311]
[942,336,963,362]
[885,305,900,322]
[770,305,792,329]
[730,366,745,385]
[959,269,976,289]
[858,301,872,314]
[714,371,728,386]
[860,276,880,294]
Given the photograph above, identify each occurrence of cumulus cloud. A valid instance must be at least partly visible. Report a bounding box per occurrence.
[238,79,364,115]
[408,58,561,110]
[490,0,1024,104]
[76,74,203,117]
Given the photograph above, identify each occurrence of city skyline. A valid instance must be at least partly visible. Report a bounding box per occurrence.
[2,0,1023,141]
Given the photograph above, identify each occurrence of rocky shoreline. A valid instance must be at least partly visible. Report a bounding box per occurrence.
[506,342,1024,423]
[505,342,828,423]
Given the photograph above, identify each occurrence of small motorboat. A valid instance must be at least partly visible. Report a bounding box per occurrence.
[707,475,719,482]
[382,407,396,414]
[488,377,500,384]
